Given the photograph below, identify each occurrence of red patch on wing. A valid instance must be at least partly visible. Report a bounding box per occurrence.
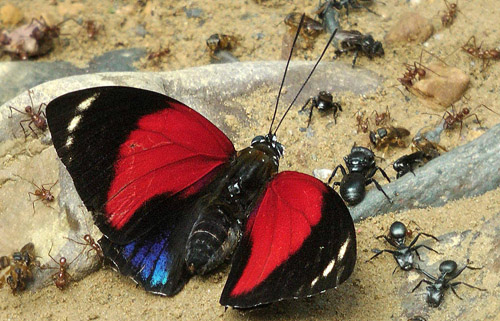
[230,171,327,296]
[106,101,235,229]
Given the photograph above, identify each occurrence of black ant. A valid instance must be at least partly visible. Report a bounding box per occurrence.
[393,151,431,179]
[441,0,459,27]
[462,36,500,70]
[334,30,384,68]
[367,221,440,273]
[300,91,342,127]
[329,0,379,17]
[413,260,486,307]
[8,90,47,138]
[328,146,391,205]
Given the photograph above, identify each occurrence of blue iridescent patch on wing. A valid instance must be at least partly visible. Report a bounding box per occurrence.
[120,233,171,286]
[151,250,170,286]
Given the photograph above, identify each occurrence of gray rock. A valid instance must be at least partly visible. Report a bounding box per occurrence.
[0,61,382,290]
[350,123,500,222]
[398,214,500,320]
[0,49,148,106]
[184,7,203,18]
[133,24,147,37]
[87,48,147,73]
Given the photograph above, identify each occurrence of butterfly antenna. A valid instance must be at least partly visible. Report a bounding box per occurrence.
[268,14,306,135]
[273,28,338,135]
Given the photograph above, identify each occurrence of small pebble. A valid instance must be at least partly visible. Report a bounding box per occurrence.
[313,168,333,180]
[134,24,147,37]
[385,12,434,44]
[184,7,203,18]
[412,63,470,109]
[0,3,23,26]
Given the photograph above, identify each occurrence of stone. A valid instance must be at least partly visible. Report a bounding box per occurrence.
[412,63,470,109]
[350,122,500,222]
[398,214,500,320]
[0,49,147,106]
[0,3,23,26]
[385,12,434,44]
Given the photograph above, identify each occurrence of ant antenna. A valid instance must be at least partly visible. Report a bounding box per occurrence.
[268,14,305,135]
[273,28,338,135]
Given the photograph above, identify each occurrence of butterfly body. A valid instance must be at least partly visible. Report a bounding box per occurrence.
[185,135,282,274]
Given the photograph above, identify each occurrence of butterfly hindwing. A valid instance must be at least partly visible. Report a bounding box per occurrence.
[99,200,198,296]
[46,86,236,244]
[220,171,356,308]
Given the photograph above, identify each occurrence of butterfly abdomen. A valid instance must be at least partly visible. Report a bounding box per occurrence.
[185,142,281,275]
[186,203,241,275]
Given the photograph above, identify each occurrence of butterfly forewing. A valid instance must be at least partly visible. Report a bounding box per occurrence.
[46,87,236,244]
[220,171,356,308]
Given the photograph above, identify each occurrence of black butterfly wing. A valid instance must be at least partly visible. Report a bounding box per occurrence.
[220,171,356,308]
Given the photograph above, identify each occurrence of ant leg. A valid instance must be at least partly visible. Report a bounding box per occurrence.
[450,281,486,292]
[412,244,441,256]
[411,279,433,292]
[367,178,392,203]
[44,244,60,268]
[18,119,32,138]
[8,106,27,117]
[42,180,59,191]
[375,234,392,243]
[351,50,359,68]
[27,121,39,138]
[365,248,397,262]
[300,98,313,113]
[392,265,399,275]
[328,165,347,185]
[374,166,391,183]
[407,232,440,247]
[307,104,315,128]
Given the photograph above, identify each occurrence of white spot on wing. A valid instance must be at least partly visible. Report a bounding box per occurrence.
[322,258,336,277]
[65,136,73,147]
[337,237,350,261]
[77,94,98,111]
[67,115,81,133]
[311,276,319,287]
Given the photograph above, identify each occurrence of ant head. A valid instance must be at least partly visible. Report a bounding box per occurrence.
[372,41,384,57]
[318,91,332,100]
[439,260,458,274]
[389,221,407,240]
[462,107,470,115]
[25,106,33,113]
[84,235,92,243]
[59,257,67,265]
[416,68,426,77]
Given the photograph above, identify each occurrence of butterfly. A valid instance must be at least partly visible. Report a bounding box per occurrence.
[45,18,356,309]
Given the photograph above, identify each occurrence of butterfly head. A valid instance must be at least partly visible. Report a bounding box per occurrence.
[251,134,284,166]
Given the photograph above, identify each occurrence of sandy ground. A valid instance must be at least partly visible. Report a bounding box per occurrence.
[1,0,500,320]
